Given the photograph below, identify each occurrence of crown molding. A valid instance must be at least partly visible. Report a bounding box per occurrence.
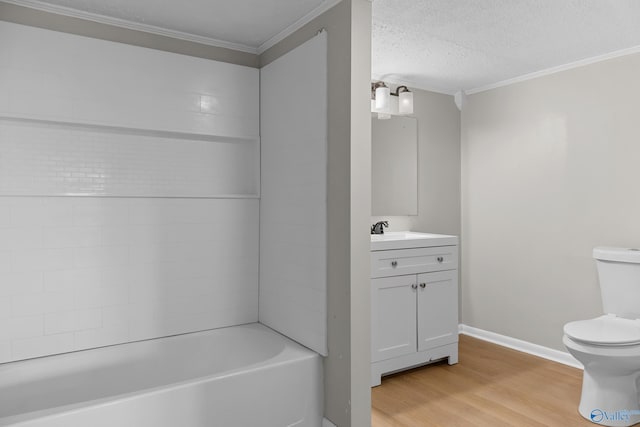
[370,73,456,96]
[375,44,640,98]
[466,44,640,95]
[257,0,342,54]
[1,0,259,54]
[3,0,345,56]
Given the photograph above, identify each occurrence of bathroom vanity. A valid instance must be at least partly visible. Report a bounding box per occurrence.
[370,232,459,386]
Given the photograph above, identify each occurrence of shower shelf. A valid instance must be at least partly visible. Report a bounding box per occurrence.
[0,114,259,144]
[0,113,260,199]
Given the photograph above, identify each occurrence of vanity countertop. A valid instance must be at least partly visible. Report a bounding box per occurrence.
[370,231,458,251]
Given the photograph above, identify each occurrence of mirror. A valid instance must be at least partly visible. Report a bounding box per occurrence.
[371,116,418,215]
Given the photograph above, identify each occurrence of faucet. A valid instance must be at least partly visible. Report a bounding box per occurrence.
[371,221,389,235]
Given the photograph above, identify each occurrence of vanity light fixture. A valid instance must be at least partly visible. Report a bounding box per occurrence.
[371,81,414,119]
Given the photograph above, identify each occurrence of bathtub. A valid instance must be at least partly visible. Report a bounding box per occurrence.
[0,323,323,427]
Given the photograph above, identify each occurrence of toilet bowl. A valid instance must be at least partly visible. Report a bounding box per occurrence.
[564,316,640,426]
[564,248,640,427]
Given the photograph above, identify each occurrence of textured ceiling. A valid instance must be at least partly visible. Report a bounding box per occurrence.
[11,0,640,94]
[373,0,640,94]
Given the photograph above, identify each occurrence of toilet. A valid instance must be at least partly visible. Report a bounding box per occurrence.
[564,247,640,427]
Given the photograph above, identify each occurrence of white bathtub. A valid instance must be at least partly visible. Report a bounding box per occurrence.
[0,323,322,427]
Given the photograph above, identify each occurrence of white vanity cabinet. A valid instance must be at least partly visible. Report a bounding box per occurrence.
[370,232,459,386]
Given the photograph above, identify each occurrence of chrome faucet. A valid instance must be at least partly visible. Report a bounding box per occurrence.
[371,221,389,235]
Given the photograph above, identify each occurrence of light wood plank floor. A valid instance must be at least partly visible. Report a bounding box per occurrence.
[372,334,594,427]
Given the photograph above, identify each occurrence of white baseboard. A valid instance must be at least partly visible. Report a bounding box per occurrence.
[459,324,583,370]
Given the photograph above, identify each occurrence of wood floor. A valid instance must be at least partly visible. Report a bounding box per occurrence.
[371,334,593,427]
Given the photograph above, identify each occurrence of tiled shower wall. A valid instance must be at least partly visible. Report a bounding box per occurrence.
[0,121,258,197]
[0,22,260,362]
[0,197,258,362]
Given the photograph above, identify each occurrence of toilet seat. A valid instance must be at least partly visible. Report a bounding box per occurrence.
[564,315,640,346]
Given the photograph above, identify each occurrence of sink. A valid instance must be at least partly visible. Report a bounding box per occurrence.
[370,231,458,251]
[370,232,431,241]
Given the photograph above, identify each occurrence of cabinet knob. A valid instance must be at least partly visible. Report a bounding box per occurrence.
[391,260,398,267]
[419,283,426,289]
[436,256,444,263]
[411,283,417,290]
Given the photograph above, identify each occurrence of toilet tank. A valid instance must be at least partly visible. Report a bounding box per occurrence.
[594,247,640,319]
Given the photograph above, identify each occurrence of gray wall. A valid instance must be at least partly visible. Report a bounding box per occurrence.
[461,53,640,351]
[371,88,461,236]
[262,1,372,425]
[348,0,373,424]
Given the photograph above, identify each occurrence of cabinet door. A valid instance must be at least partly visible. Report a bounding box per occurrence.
[371,275,417,362]
[417,270,458,352]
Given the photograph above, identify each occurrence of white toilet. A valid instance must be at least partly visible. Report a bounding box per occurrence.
[564,247,640,427]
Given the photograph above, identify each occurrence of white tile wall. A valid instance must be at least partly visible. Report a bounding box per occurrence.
[0,197,259,362]
[0,22,259,139]
[0,22,261,363]
[12,333,76,361]
[0,341,10,364]
[0,120,259,197]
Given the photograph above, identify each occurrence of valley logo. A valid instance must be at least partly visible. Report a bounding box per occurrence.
[590,408,640,424]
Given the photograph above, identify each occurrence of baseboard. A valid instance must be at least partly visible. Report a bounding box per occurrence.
[459,324,583,370]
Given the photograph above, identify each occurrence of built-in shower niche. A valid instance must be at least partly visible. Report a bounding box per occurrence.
[0,117,259,198]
